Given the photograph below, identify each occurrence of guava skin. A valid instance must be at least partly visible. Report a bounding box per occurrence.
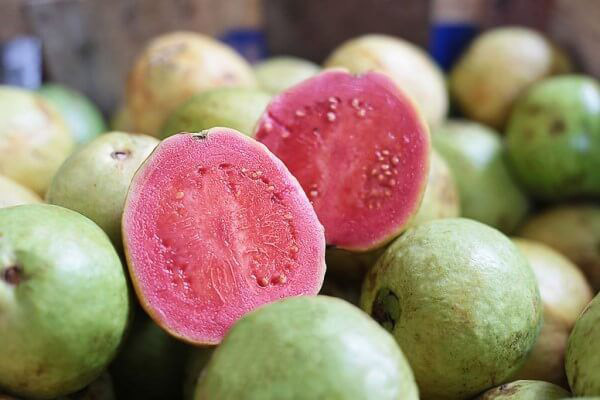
[38,84,106,146]
[476,380,571,399]
[56,373,116,400]
[506,75,600,200]
[194,296,418,400]
[566,293,600,396]
[160,87,272,138]
[324,34,448,128]
[511,239,593,386]
[450,27,571,129]
[361,218,542,400]
[519,204,600,293]
[0,86,74,196]
[253,56,321,94]
[0,175,42,208]
[433,120,529,233]
[46,132,159,250]
[0,204,130,399]
[126,31,256,136]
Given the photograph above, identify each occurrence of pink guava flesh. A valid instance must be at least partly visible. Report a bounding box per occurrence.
[122,129,326,345]
[255,70,429,250]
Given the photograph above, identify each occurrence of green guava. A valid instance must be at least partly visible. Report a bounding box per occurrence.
[253,56,321,94]
[361,218,542,399]
[0,174,42,208]
[160,87,271,138]
[519,204,600,293]
[433,120,530,233]
[506,75,600,200]
[0,86,74,195]
[324,34,448,128]
[46,132,159,249]
[0,204,130,399]
[511,239,593,386]
[476,380,571,399]
[449,27,571,129]
[566,293,600,396]
[38,83,106,146]
[126,31,256,136]
[194,296,418,400]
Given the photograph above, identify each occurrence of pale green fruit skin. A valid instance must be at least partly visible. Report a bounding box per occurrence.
[0,204,130,399]
[506,75,600,200]
[254,56,320,94]
[361,218,542,400]
[46,132,159,248]
[476,380,571,399]
[519,204,600,293]
[433,120,530,233]
[160,87,271,138]
[324,34,448,128]
[0,175,42,208]
[0,86,74,195]
[195,296,418,400]
[411,149,460,226]
[450,27,570,129]
[566,293,600,396]
[512,239,593,387]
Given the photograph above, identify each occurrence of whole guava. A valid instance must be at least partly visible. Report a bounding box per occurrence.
[46,132,159,249]
[433,120,529,233]
[0,204,130,399]
[361,218,542,399]
[566,293,600,396]
[0,86,74,195]
[450,27,571,129]
[253,56,321,94]
[512,239,593,386]
[0,175,42,208]
[506,75,600,200]
[519,204,600,293]
[476,380,571,399]
[194,296,419,400]
[160,87,271,138]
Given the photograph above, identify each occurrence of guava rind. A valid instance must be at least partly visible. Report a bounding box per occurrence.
[0,174,42,208]
[254,56,321,94]
[475,380,571,399]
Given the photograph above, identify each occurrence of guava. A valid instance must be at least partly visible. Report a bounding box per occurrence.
[194,295,419,400]
[506,75,600,200]
[38,83,106,146]
[433,120,530,233]
[566,293,600,396]
[449,27,571,129]
[253,56,320,94]
[0,86,74,195]
[324,34,448,128]
[110,105,135,133]
[475,380,571,399]
[57,373,115,400]
[361,218,542,400]
[255,69,430,251]
[511,239,593,386]
[0,204,130,399]
[519,204,600,293]
[110,312,191,400]
[122,129,326,345]
[411,149,460,226]
[182,349,214,400]
[126,31,256,136]
[160,87,271,138]
[46,132,159,250]
[0,174,42,208]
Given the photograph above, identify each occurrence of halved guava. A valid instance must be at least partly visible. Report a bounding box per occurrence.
[122,129,326,345]
[254,70,430,251]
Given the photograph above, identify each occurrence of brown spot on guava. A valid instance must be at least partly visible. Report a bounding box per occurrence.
[550,119,566,136]
[2,265,22,285]
[527,104,543,115]
[110,150,131,160]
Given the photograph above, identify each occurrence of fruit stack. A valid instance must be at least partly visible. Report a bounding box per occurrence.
[0,26,599,400]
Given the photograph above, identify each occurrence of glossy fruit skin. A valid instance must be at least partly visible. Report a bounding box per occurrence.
[475,380,571,399]
[0,204,130,399]
[0,86,74,195]
[361,218,542,400]
[450,27,571,129]
[194,296,418,400]
[433,120,529,233]
[0,174,42,208]
[506,75,600,200]
[254,56,320,94]
[566,293,600,396]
